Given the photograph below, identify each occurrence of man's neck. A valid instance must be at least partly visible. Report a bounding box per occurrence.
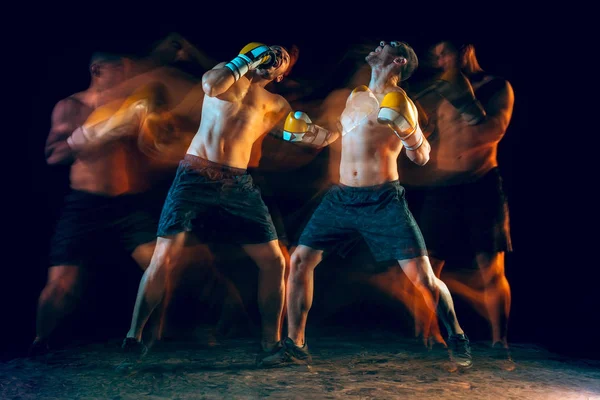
[369,69,399,93]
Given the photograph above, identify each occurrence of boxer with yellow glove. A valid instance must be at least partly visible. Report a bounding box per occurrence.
[225,42,276,82]
[282,111,338,148]
[263,40,473,371]
[377,90,425,151]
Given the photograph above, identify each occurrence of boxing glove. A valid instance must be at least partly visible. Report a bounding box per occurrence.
[283,111,334,147]
[225,42,275,81]
[377,90,424,151]
[435,69,486,125]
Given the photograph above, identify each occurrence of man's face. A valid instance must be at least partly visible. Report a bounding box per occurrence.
[91,60,126,89]
[431,42,458,71]
[256,45,291,81]
[365,41,405,66]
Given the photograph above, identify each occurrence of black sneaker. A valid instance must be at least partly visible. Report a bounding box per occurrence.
[256,341,286,367]
[256,337,312,367]
[282,337,312,363]
[447,333,473,369]
[121,337,148,358]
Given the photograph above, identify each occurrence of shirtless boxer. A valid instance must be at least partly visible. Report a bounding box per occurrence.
[262,40,473,369]
[122,42,296,365]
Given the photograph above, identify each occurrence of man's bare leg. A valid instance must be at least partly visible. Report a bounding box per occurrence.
[278,242,291,336]
[242,240,286,352]
[125,235,185,343]
[399,256,462,336]
[476,252,511,347]
[413,256,445,347]
[131,241,157,271]
[286,245,323,348]
[399,256,472,368]
[31,265,86,354]
[131,239,174,341]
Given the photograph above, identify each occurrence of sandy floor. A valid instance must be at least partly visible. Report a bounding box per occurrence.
[2,329,599,400]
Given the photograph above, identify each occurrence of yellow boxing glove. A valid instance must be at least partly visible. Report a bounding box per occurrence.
[225,42,275,81]
[377,90,424,151]
[283,111,335,147]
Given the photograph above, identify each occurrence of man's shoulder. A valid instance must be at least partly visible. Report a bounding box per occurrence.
[472,73,510,91]
[54,92,90,112]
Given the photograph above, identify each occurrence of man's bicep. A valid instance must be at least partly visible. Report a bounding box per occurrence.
[44,99,80,163]
[46,101,76,144]
[485,81,514,127]
[268,97,293,135]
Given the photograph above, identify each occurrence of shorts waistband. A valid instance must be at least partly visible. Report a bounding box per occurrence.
[183,154,248,176]
[337,180,401,192]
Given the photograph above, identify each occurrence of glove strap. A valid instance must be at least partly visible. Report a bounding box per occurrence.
[225,56,251,81]
[402,133,424,151]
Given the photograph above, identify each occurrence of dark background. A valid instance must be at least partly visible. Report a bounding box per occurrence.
[7,10,592,361]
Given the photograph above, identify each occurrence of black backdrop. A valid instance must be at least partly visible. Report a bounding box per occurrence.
[6,8,593,361]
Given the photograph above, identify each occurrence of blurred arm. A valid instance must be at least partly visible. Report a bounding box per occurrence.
[45,98,82,165]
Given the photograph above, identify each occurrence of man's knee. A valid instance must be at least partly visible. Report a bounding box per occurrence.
[258,251,286,275]
[131,240,158,270]
[415,273,438,293]
[40,277,82,307]
[146,236,182,272]
[400,257,435,289]
[290,248,319,277]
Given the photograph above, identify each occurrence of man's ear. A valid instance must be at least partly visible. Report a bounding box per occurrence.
[90,63,101,77]
[393,57,407,66]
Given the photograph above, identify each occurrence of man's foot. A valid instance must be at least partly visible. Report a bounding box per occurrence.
[28,338,50,358]
[447,333,473,369]
[491,341,516,371]
[256,341,285,367]
[121,337,148,358]
[256,337,312,368]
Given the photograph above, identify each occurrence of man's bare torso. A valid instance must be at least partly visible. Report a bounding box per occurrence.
[67,92,163,195]
[187,78,286,170]
[67,65,205,195]
[399,75,507,187]
[339,86,404,187]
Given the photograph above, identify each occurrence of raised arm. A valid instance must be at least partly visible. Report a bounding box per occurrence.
[377,90,430,166]
[413,69,487,125]
[468,79,514,144]
[202,43,275,98]
[45,98,84,165]
[66,90,153,153]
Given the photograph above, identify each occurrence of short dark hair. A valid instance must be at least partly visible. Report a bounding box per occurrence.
[395,42,418,81]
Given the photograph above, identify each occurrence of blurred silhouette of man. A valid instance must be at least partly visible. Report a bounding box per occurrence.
[31,52,170,356]
[32,45,242,356]
[401,39,515,361]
